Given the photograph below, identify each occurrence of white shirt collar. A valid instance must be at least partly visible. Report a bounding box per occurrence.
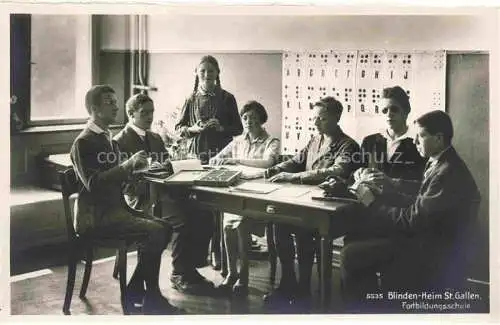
[87,120,108,135]
[381,126,412,143]
[128,122,147,137]
[244,128,268,144]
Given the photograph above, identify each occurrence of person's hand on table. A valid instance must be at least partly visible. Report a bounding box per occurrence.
[124,150,148,172]
[268,172,297,183]
[209,157,239,166]
[359,169,394,195]
[149,161,163,169]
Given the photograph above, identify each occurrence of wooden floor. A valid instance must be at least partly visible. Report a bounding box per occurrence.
[10,243,490,316]
[10,242,345,315]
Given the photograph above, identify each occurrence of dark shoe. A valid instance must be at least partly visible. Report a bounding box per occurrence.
[263,285,297,307]
[291,292,313,313]
[125,286,146,310]
[171,272,214,294]
[142,292,184,315]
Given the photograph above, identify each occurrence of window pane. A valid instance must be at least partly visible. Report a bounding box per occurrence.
[30,15,90,122]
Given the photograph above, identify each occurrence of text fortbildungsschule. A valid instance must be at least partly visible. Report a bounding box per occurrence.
[365,290,482,311]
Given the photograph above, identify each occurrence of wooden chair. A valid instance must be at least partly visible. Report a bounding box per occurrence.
[60,168,144,315]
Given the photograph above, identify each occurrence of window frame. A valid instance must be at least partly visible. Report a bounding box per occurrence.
[11,14,99,128]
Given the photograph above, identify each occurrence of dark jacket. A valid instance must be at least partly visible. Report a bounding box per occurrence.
[113,124,173,212]
[371,146,481,284]
[361,132,426,180]
[175,87,243,163]
[70,127,131,233]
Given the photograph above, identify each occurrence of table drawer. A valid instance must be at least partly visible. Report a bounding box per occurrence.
[188,190,244,213]
[242,198,326,229]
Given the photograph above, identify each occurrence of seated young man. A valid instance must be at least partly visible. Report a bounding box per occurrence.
[342,110,480,311]
[360,86,425,180]
[70,85,181,314]
[113,93,214,295]
[263,96,360,311]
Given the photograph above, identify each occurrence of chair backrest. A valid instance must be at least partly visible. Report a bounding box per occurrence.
[59,168,80,241]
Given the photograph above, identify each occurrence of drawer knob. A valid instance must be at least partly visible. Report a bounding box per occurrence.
[189,193,197,201]
[266,205,276,214]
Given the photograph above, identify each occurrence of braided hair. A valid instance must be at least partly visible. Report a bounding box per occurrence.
[193,55,221,93]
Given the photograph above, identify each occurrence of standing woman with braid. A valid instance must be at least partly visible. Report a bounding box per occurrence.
[176,55,243,164]
[175,55,243,271]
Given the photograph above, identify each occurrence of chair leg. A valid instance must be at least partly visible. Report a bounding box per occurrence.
[220,213,228,278]
[79,247,94,299]
[266,222,277,287]
[63,247,78,315]
[118,246,129,315]
[112,250,120,279]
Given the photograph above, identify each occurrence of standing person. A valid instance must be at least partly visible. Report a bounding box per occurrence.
[175,55,243,270]
[114,93,215,295]
[360,86,425,180]
[70,85,181,314]
[175,55,243,164]
[209,100,280,295]
[263,96,360,311]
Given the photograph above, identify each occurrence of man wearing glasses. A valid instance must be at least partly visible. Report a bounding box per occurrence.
[359,86,425,180]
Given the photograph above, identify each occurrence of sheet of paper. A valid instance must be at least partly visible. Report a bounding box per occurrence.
[270,185,312,198]
[229,182,281,194]
[170,159,203,173]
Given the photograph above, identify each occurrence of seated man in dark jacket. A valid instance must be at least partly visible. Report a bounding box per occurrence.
[263,96,360,310]
[70,85,181,314]
[113,93,214,295]
[342,110,480,311]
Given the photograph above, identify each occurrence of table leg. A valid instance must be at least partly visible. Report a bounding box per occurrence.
[320,235,333,312]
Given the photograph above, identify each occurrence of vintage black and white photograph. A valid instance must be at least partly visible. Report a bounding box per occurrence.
[7,3,495,319]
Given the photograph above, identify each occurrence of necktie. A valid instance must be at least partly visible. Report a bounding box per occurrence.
[144,132,151,153]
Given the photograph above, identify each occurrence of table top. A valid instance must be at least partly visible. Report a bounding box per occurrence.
[145,166,360,213]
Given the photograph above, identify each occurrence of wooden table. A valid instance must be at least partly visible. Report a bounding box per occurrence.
[145,175,360,311]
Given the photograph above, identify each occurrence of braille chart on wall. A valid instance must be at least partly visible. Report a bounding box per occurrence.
[281,50,446,155]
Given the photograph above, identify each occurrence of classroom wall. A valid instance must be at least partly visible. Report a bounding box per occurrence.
[100,14,496,52]
[447,54,489,281]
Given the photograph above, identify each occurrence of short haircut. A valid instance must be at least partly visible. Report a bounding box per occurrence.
[313,96,343,120]
[85,84,115,115]
[415,110,454,145]
[382,86,411,114]
[126,93,153,116]
[239,100,268,124]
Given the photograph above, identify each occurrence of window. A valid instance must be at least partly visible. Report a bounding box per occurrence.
[11,14,93,127]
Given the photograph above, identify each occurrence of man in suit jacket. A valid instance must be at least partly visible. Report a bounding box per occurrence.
[70,85,181,314]
[360,86,425,180]
[342,110,480,311]
[263,96,361,310]
[113,93,214,295]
